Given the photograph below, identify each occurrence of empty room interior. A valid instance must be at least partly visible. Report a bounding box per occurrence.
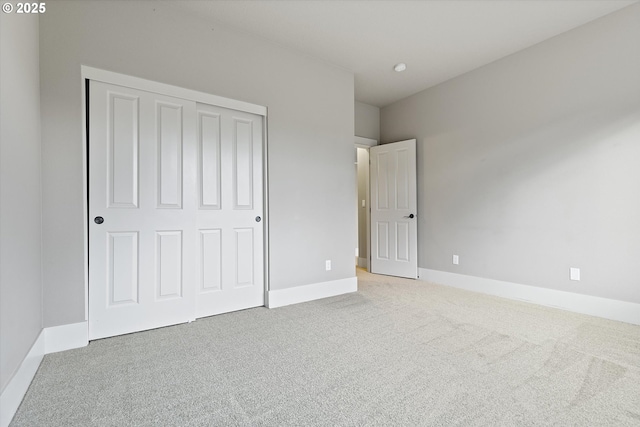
[2,1,640,425]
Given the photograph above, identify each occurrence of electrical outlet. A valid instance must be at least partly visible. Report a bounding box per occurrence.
[326,260,332,271]
[570,268,580,281]
[452,254,459,265]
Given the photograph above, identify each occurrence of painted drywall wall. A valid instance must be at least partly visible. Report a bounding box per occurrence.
[39,1,355,327]
[381,3,640,304]
[0,13,43,392]
[355,101,380,141]
[356,148,369,263]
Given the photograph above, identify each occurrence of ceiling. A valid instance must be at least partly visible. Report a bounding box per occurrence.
[171,1,636,107]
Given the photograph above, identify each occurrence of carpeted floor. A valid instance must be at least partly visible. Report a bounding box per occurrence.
[10,268,640,426]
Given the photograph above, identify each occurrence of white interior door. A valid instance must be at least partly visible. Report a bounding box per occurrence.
[89,80,264,340]
[195,103,264,318]
[370,139,418,279]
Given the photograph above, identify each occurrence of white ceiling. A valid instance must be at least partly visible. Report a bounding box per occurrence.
[172,1,637,107]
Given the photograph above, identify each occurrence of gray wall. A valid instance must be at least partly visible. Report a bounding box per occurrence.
[0,13,43,392]
[381,4,640,304]
[39,1,355,328]
[355,101,380,141]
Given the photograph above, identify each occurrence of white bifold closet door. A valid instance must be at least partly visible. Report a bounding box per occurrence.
[88,81,264,340]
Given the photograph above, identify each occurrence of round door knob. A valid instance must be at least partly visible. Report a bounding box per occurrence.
[255,216,262,222]
[94,216,104,224]
[409,214,415,219]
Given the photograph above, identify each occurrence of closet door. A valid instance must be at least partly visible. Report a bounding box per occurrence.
[195,103,264,319]
[89,81,198,340]
[88,80,266,340]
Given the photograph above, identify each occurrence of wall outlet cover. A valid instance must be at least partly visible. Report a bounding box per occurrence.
[326,260,332,271]
[452,255,459,265]
[570,267,580,281]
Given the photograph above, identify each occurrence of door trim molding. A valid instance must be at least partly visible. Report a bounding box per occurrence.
[419,268,640,326]
[354,135,377,148]
[81,66,266,116]
[81,66,269,333]
[262,114,271,306]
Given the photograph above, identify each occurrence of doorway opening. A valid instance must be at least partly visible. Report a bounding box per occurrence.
[354,136,377,271]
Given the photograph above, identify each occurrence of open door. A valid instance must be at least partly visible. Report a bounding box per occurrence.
[370,139,417,279]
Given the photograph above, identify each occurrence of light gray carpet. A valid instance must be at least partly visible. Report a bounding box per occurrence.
[10,269,640,426]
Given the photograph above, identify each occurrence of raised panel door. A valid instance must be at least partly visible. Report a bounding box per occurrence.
[370,139,418,279]
[195,103,264,318]
[89,81,197,340]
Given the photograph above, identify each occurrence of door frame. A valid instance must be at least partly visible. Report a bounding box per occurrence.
[354,136,377,272]
[80,66,270,327]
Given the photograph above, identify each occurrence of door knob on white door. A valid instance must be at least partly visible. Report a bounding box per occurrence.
[404,214,415,219]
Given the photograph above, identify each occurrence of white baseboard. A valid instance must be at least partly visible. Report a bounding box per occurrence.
[44,321,88,354]
[0,321,89,426]
[267,276,358,308]
[0,331,44,427]
[418,268,640,326]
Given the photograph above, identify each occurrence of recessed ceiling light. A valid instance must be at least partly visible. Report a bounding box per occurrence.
[394,63,407,72]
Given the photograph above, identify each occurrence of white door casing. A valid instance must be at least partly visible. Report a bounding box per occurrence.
[88,80,265,340]
[370,139,418,279]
